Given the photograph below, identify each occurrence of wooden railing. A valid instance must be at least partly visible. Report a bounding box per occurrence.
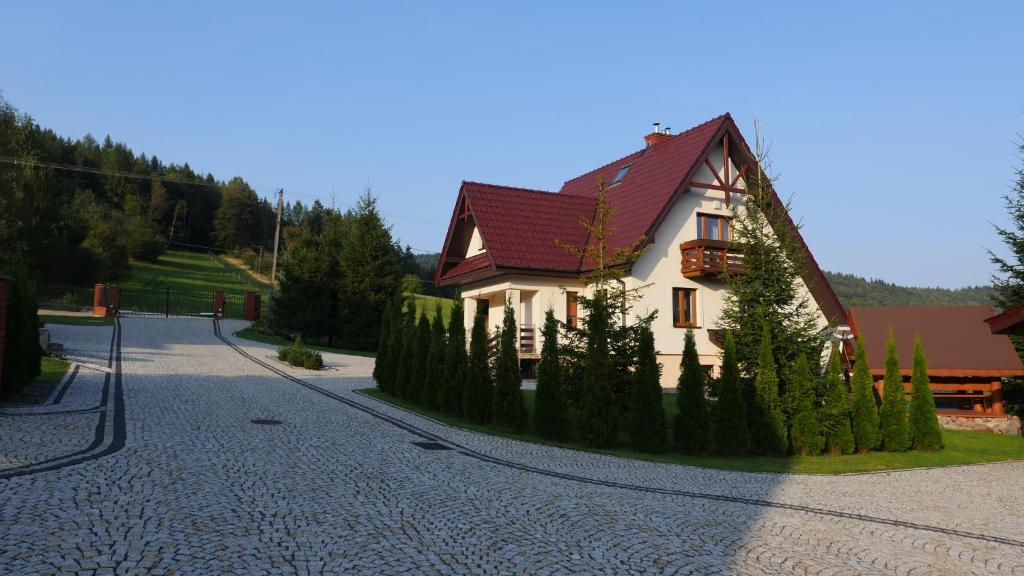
[519,325,536,354]
[680,239,743,278]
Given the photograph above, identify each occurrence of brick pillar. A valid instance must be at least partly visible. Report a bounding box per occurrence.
[0,276,11,393]
[991,380,1005,416]
[245,292,261,321]
[106,285,119,315]
[214,290,225,318]
[93,283,108,317]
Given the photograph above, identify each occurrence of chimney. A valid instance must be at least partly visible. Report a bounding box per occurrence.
[644,122,670,147]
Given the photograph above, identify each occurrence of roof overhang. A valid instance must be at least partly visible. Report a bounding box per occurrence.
[985,303,1024,335]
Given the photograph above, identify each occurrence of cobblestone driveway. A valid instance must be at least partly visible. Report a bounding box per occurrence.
[2,317,1023,575]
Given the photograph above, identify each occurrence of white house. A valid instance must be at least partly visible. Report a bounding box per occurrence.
[434,114,845,387]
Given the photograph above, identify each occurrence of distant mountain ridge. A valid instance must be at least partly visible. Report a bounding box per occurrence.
[824,271,995,308]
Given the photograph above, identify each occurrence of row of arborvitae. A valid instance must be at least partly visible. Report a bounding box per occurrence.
[374,294,529,430]
[667,325,944,457]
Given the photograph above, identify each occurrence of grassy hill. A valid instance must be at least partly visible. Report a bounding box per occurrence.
[825,271,995,308]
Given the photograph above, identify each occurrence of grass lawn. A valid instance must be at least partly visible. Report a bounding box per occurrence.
[120,250,268,292]
[233,327,376,358]
[38,355,71,385]
[40,314,113,326]
[361,388,1024,474]
[408,294,455,325]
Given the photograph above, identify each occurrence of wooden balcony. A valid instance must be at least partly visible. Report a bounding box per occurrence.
[680,239,743,278]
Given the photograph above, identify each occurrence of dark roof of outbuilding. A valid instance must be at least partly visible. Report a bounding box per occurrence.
[848,306,1024,376]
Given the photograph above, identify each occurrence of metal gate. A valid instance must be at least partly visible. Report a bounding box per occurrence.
[118,287,264,319]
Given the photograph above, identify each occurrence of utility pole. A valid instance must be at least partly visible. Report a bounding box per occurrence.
[269,189,283,290]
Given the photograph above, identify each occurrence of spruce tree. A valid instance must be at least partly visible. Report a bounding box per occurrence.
[879,336,909,452]
[785,354,825,456]
[752,325,788,454]
[713,331,750,456]
[990,137,1024,358]
[820,347,855,455]
[850,336,880,453]
[463,311,493,423]
[629,325,667,453]
[674,329,710,454]
[908,336,943,450]
[492,299,526,430]
[406,311,432,403]
[420,305,446,409]
[578,292,617,448]
[393,305,417,399]
[534,309,569,441]
[381,295,405,393]
[439,300,467,415]
[373,295,394,389]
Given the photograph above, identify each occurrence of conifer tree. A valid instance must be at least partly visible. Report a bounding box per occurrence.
[373,295,394,389]
[674,329,710,454]
[393,305,417,398]
[820,347,855,455]
[406,311,432,403]
[463,311,493,423]
[534,309,569,441]
[439,300,467,415]
[420,305,446,409]
[381,295,406,393]
[493,299,526,430]
[629,325,666,453]
[713,331,750,456]
[752,324,788,454]
[785,354,825,456]
[879,335,909,452]
[578,293,618,448]
[908,336,943,450]
[850,336,881,453]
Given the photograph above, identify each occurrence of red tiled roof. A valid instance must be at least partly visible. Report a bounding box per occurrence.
[438,252,493,281]
[463,182,595,271]
[849,306,1024,376]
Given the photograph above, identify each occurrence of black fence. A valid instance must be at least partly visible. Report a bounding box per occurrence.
[37,283,268,320]
[37,283,94,312]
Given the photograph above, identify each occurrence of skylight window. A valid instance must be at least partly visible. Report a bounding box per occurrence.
[612,164,631,185]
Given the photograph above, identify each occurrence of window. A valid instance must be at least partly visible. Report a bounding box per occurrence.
[612,164,631,185]
[566,291,578,328]
[672,288,697,327]
[697,214,731,241]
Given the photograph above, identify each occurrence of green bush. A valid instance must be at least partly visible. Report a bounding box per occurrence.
[277,335,323,370]
[302,353,323,370]
[1,265,42,399]
[879,336,909,452]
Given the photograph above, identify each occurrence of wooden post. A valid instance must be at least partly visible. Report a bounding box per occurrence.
[991,379,1005,415]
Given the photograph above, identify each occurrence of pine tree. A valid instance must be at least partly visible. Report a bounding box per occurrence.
[752,325,788,454]
[578,292,618,448]
[393,305,417,399]
[493,299,526,430]
[850,336,881,453]
[373,295,394,389]
[820,347,855,455]
[989,137,1024,358]
[382,296,406,394]
[439,300,467,415]
[629,325,667,453]
[785,354,825,456]
[407,311,431,403]
[534,309,570,441]
[879,335,909,452]
[420,305,446,409]
[674,329,710,454]
[713,331,750,456]
[908,336,943,450]
[463,311,493,423]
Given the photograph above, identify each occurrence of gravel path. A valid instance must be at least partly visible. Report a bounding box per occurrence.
[1,317,1022,575]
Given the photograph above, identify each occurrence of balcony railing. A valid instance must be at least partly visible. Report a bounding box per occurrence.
[519,325,536,355]
[680,239,743,278]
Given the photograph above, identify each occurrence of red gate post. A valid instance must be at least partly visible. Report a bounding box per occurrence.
[93,283,108,317]
[0,276,11,393]
[214,289,225,319]
[244,292,261,322]
[106,284,119,316]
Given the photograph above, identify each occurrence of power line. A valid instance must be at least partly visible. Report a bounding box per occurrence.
[0,155,222,188]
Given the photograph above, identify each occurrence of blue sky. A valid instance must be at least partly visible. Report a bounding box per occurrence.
[2,1,1021,288]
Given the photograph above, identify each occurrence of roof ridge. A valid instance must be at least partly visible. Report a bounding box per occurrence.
[462,180,556,196]
[559,113,732,190]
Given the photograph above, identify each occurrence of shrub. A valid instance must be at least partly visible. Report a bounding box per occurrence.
[578,292,616,448]
[879,335,909,452]
[674,329,710,454]
[1,265,42,399]
[534,309,569,441]
[751,324,788,455]
[420,305,446,409]
[629,324,666,453]
[713,331,750,456]
[373,295,394,388]
[406,311,431,402]
[463,311,493,423]
[820,347,855,455]
[785,354,824,456]
[439,300,467,415]
[850,336,880,453]
[277,335,323,370]
[302,352,323,370]
[909,336,943,450]
[492,299,526,430]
